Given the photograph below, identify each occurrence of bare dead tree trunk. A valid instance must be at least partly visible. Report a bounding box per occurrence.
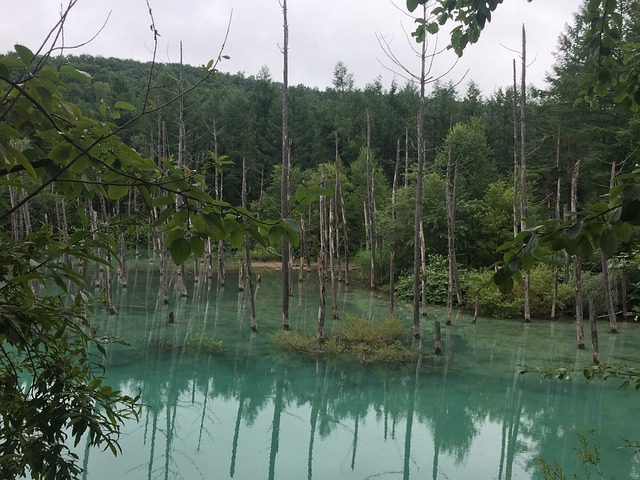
[420,220,427,318]
[412,4,428,338]
[512,59,519,240]
[363,201,370,252]
[98,195,116,314]
[365,109,376,289]
[334,132,342,283]
[317,164,327,340]
[571,160,585,349]
[204,237,213,279]
[451,159,463,305]
[551,131,561,318]
[281,0,291,330]
[337,150,349,285]
[238,259,245,292]
[445,148,454,325]
[176,42,188,299]
[299,214,306,281]
[519,25,531,323]
[211,100,226,287]
[242,157,257,332]
[602,160,618,333]
[390,138,400,316]
[89,202,102,289]
[404,125,410,189]
[154,117,170,305]
[328,196,338,319]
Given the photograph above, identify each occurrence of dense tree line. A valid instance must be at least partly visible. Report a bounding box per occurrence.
[44,1,639,318]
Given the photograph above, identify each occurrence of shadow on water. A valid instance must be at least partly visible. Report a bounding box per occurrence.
[79,262,640,480]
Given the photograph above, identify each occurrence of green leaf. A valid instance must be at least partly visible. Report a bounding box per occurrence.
[0,56,25,70]
[600,229,618,257]
[577,236,594,259]
[169,237,191,265]
[107,184,129,200]
[14,44,34,64]
[494,268,514,294]
[114,101,136,111]
[407,0,420,12]
[59,65,93,82]
[623,184,640,201]
[190,236,205,257]
[567,221,583,240]
[268,225,286,244]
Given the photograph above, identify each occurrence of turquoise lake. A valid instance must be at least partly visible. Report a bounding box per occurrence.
[76,260,640,480]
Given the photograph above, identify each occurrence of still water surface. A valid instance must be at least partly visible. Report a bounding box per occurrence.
[80,261,640,479]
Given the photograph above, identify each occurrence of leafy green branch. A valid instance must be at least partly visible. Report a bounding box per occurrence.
[491,177,639,293]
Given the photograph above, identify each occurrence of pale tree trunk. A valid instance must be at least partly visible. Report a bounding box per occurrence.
[89,203,102,288]
[445,147,463,317]
[519,25,531,323]
[204,237,213,279]
[363,201,370,252]
[512,59,519,240]
[298,214,306,281]
[445,148,454,325]
[551,131,561,318]
[334,132,342,283]
[452,161,462,304]
[211,100,226,287]
[281,0,291,330]
[15,180,40,295]
[337,149,349,285]
[601,160,618,333]
[8,185,21,242]
[412,4,428,338]
[217,176,226,286]
[390,138,400,316]
[572,160,585,349]
[98,195,116,314]
[420,220,427,317]
[176,43,188,299]
[119,196,127,283]
[238,259,245,292]
[317,164,327,340]
[366,109,376,290]
[328,197,338,319]
[404,126,409,189]
[242,157,257,332]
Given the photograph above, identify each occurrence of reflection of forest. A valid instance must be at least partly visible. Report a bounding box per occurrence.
[80,268,639,479]
[84,334,638,480]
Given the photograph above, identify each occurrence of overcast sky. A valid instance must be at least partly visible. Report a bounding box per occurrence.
[1,0,583,96]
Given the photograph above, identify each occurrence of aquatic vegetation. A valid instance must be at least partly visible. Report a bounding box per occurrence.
[273,316,422,364]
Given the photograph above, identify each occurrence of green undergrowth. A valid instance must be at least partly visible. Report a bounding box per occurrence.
[153,334,224,355]
[273,316,425,364]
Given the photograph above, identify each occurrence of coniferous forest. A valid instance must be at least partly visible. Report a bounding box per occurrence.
[49,1,640,321]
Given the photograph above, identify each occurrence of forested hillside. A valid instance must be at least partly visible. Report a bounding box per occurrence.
[3,1,639,321]
[54,17,639,275]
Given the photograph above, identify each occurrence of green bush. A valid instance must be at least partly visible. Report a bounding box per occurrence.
[273,316,418,364]
[394,254,460,304]
[474,264,573,318]
[351,248,391,284]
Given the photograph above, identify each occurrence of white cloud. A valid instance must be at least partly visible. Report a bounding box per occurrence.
[0,0,582,95]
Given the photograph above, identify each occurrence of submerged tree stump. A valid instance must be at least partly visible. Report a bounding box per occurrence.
[434,321,442,356]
